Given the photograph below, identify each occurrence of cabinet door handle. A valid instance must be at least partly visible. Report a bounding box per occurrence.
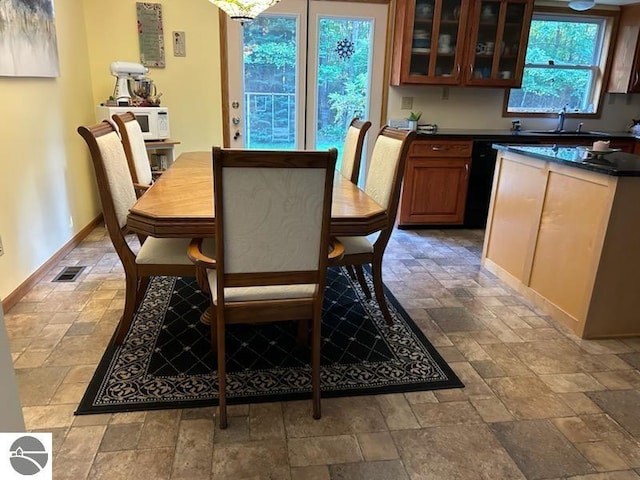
[633,71,639,90]
[465,163,469,176]
[431,146,442,151]
[455,63,461,80]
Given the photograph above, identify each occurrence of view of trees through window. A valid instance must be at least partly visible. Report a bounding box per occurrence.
[315,18,372,152]
[243,16,297,149]
[507,15,604,114]
[242,14,373,159]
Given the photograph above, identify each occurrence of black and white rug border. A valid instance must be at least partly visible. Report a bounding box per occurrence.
[77,267,463,415]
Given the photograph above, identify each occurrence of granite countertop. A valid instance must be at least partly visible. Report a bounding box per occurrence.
[414,128,636,139]
[493,144,640,177]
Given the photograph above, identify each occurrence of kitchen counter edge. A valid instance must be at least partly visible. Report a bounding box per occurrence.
[492,143,640,177]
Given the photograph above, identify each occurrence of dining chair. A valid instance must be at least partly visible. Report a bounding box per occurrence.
[334,126,416,326]
[339,118,372,185]
[77,121,202,344]
[111,112,154,197]
[187,146,343,428]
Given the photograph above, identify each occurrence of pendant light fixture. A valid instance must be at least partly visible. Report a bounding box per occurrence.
[208,0,281,22]
[568,0,595,11]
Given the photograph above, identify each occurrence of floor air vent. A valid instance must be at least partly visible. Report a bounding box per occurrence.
[52,266,86,282]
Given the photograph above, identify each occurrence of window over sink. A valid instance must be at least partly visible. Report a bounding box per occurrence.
[504,8,617,117]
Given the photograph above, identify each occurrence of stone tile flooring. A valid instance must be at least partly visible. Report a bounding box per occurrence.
[5,225,640,480]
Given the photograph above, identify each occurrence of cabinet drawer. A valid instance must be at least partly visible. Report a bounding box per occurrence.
[409,140,473,158]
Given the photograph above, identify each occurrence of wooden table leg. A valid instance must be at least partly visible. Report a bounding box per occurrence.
[196,265,214,325]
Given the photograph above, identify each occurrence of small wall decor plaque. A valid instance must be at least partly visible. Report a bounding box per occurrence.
[136,2,165,68]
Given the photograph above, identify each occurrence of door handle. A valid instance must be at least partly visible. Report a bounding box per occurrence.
[232,116,241,125]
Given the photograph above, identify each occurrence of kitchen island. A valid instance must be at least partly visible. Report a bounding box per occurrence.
[482,144,640,339]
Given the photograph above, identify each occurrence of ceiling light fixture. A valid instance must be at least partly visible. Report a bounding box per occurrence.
[568,0,595,11]
[208,0,281,23]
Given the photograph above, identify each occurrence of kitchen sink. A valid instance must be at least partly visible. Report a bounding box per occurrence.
[521,129,609,137]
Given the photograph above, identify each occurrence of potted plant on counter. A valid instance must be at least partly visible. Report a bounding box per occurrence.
[407,111,422,131]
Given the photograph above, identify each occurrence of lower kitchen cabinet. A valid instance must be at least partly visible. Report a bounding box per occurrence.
[483,148,640,338]
[399,139,472,225]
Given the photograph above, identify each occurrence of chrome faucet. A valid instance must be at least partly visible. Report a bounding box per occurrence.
[555,105,567,132]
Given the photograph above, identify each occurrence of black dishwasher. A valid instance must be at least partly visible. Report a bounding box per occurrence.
[464,139,538,228]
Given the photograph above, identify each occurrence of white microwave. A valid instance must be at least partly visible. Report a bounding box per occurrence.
[96,106,170,141]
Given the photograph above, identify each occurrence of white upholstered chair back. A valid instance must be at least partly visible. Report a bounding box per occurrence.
[121,118,153,186]
[363,134,404,210]
[95,131,138,229]
[339,126,361,180]
[338,119,371,185]
[221,167,328,274]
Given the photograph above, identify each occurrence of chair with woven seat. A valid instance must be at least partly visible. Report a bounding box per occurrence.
[339,118,372,185]
[334,126,416,326]
[112,112,154,197]
[77,121,202,344]
[187,146,342,429]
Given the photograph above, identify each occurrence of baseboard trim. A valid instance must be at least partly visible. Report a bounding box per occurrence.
[2,215,103,312]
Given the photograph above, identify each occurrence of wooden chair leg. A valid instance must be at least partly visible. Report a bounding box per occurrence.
[197,266,215,325]
[297,319,309,346]
[209,317,218,354]
[135,277,150,308]
[354,265,371,299]
[346,265,357,280]
[115,273,139,344]
[311,304,322,420]
[216,313,228,429]
[371,258,393,326]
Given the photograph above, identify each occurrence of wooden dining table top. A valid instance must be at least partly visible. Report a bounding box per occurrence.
[127,151,388,238]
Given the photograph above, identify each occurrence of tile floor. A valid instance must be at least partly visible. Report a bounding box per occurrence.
[5,225,640,480]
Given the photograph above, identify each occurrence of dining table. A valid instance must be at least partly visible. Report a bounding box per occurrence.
[127,151,389,238]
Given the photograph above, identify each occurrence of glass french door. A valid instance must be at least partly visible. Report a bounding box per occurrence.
[225,0,388,174]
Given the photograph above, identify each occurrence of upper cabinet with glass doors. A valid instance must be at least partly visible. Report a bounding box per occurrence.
[391,0,533,86]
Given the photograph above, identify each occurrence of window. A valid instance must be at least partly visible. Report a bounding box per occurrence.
[506,12,612,115]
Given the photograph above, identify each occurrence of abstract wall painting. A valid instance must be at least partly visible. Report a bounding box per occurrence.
[0,0,60,77]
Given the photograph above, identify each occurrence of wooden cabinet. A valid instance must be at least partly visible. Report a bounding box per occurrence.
[464,0,533,86]
[484,149,640,338]
[608,4,640,93]
[391,0,533,86]
[399,139,472,225]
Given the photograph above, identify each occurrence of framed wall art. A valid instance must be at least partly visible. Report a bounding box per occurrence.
[0,0,60,77]
[136,2,165,68]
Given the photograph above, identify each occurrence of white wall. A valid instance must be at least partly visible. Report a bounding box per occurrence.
[1,0,226,302]
[0,0,100,302]
[83,0,224,156]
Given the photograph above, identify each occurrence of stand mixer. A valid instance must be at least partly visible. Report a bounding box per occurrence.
[110,61,161,106]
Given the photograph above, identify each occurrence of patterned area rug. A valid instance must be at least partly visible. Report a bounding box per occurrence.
[76,267,463,414]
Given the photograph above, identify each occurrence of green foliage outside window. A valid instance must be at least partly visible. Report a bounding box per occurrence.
[507,15,605,114]
[241,14,372,151]
[316,18,371,149]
